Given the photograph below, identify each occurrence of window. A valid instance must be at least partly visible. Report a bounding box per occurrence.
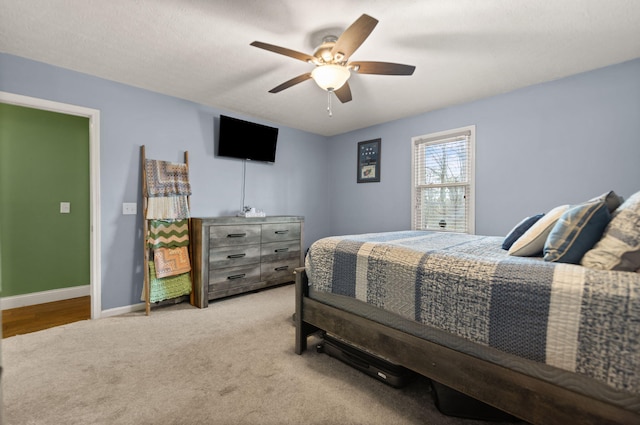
[411,125,475,233]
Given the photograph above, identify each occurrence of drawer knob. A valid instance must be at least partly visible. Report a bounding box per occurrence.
[227,233,247,238]
[227,253,246,259]
[275,248,289,253]
[227,273,246,280]
[274,230,289,235]
[275,266,289,271]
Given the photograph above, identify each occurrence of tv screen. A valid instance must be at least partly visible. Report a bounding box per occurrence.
[218,115,279,162]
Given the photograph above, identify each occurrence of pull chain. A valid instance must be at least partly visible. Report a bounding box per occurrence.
[327,91,333,117]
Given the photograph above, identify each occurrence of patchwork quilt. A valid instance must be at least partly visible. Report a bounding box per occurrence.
[305,231,640,394]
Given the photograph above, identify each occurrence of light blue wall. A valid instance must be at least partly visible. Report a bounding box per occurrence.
[0,53,330,310]
[327,58,640,237]
[2,52,639,310]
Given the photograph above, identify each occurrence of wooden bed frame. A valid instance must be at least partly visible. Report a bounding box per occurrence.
[293,268,639,425]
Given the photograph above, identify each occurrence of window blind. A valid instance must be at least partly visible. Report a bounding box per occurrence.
[413,130,472,233]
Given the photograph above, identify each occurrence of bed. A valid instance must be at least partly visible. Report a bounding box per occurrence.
[294,230,640,425]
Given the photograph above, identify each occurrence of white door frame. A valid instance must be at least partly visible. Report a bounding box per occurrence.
[0,91,101,319]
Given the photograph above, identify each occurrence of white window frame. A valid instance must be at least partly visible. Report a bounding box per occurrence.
[411,125,476,234]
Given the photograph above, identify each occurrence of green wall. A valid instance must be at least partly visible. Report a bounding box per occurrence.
[0,103,90,297]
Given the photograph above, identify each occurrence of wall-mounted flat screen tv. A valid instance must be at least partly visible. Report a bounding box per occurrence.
[218,115,279,163]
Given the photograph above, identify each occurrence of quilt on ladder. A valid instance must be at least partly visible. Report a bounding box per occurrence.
[147,219,190,249]
[153,246,191,278]
[145,261,192,303]
[145,196,190,220]
[145,159,191,197]
[305,230,640,395]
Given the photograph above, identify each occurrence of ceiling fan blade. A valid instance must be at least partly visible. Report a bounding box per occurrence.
[250,41,315,63]
[334,82,352,103]
[331,14,378,61]
[268,73,313,93]
[350,61,416,75]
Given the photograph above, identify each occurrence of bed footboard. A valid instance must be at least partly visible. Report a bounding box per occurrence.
[294,267,639,425]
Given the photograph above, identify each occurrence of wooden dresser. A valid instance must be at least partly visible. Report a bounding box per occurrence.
[190,216,304,308]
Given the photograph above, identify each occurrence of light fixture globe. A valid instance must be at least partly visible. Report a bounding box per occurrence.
[311,64,350,91]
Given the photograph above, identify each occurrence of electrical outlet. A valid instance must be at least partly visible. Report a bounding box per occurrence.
[122,203,137,215]
[60,202,71,214]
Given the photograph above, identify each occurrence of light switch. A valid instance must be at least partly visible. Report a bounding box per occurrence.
[60,202,71,214]
[122,203,137,215]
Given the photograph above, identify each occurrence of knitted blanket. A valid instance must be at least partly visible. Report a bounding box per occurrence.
[153,246,191,278]
[146,196,190,220]
[145,261,192,303]
[145,159,191,197]
[147,219,190,249]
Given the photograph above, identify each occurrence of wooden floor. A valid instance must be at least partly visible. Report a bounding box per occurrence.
[2,296,91,338]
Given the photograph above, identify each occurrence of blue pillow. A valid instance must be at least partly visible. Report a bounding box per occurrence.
[502,214,544,250]
[543,201,611,264]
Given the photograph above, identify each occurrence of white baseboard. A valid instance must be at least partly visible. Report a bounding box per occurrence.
[100,303,146,318]
[0,285,90,310]
[2,289,167,319]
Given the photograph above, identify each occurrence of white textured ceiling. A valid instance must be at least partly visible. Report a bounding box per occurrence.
[1,0,640,136]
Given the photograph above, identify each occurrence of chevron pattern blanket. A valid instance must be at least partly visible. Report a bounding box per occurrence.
[147,219,189,249]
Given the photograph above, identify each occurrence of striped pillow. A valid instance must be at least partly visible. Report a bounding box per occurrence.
[502,214,544,250]
[544,201,611,264]
[508,205,569,257]
[581,190,640,271]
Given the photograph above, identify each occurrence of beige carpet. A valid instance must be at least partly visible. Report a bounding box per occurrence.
[3,284,503,425]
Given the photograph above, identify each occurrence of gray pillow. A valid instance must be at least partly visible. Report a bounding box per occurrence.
[588,190,623,213]
[581,190,640,271]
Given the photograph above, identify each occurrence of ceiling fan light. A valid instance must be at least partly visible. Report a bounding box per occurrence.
[311,64,350,91]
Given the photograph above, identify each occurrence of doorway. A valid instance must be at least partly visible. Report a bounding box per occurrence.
[0,92,101,319]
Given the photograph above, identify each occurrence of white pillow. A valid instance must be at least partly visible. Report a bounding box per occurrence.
[508,205,570,257]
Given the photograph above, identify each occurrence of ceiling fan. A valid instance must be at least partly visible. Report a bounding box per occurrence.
[250,14,415,115]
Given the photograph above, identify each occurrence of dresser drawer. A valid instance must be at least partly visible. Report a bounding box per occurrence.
[209,224,261,247]
[209,245,260,269]
[260,259,299,284]
[261,222,300,243]
[260,240,300,263]
[209,264,261,289]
